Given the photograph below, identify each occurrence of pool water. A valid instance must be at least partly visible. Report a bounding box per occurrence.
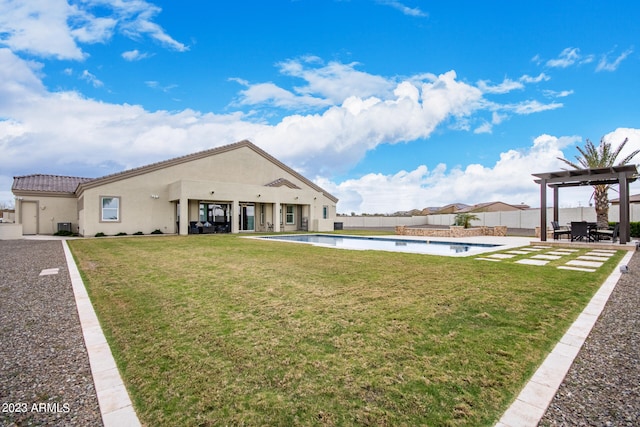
[257,234,500,256]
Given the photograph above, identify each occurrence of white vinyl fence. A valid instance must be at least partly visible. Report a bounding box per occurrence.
[340,205,640,229]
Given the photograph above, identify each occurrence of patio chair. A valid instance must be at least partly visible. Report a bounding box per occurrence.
[570,221,589,241]
[267,222,274,232]
[593,223,619,242]
[551,221,571,240]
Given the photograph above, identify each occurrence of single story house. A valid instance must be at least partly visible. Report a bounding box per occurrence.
[11,140,338,237]
[610,194,640,205]
[457,201,530,213]
[432,201,528,215]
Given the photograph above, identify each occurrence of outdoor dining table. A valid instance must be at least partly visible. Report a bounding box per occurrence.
[570,221,599,242]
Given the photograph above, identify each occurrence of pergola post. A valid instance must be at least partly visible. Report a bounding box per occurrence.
[540,178,547,241]
[619,172,630,244]
[553,186,559,223]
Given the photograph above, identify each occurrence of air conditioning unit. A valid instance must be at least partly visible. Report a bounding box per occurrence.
[57,222,72,232]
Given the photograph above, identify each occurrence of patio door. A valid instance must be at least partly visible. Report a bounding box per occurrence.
[239,203,255,231]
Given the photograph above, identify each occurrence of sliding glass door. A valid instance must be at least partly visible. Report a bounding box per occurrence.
[239,203,255,231]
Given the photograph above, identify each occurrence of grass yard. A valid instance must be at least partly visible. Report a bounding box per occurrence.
[69,234,623,426]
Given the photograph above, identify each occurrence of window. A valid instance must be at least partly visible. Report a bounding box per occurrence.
[101,197,120,222]
[323,205,329,219]
[285,205,295,224]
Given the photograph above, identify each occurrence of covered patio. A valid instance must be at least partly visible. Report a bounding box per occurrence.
[533,165,639,245]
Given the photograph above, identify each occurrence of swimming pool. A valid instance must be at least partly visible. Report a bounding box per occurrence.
[255,234,501,256]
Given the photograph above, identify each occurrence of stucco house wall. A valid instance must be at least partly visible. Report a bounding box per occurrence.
[13,140,338,237]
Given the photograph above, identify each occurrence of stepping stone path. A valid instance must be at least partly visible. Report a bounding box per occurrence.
[475,247,618,273]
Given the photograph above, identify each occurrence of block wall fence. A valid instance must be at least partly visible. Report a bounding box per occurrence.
[339,205,640,230]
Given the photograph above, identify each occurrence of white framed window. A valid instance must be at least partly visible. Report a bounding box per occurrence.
[285,205,295,224]
[101,196,120,222]
[323,205,329,219]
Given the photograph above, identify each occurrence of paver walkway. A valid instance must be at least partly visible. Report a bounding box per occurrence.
[476,245,617,273]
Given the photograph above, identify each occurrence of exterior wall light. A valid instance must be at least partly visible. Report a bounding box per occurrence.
[151,194,160,199]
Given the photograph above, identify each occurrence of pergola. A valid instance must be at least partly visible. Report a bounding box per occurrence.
[533,165,638,244]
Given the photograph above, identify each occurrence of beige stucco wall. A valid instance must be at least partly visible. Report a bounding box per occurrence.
[0,224,23,240]
[77,145,337,236]
[15,195,78,235]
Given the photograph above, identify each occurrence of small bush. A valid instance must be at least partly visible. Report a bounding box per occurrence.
[453,213,480,229]
[95,232,106,237]
[54,230,74,236]
[116,232,128,236]
[133,231,144,235]
[608,222,640,237]
[151,229,163,234]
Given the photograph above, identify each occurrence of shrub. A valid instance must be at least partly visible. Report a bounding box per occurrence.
[150,229,163,234]
[116,232,128,236]
[608,221,640,237]
[95,232,106,237]
[453,213,480,229]
[133,231,144,235]
[54,230,74,236]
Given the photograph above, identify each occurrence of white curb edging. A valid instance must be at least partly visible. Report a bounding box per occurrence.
[496,250,634,427]
[62,241,141,427]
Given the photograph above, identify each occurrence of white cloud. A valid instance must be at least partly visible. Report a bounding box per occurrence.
[122,49,151,61]
[322,134,591,214]
[0,0,86,59]
[507,100,563,115]
[546,47,594,69]
[477,78,523,94]
[0,0,186,60]
[117,1,188,52]
[233,81,331,110]
[602,128,640,165]
[473,122,492,134]
[80,69,104,88]
[376,0,428,17]
[596,47,633,72]
[520,73,550,83]
[543,89,574,98]
[275,58,396,106]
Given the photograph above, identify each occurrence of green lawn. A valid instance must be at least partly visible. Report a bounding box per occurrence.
[69,234,623,426]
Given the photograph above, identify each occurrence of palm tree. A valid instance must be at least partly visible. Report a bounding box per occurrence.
[453,212,480,228]
[557,137,639,228]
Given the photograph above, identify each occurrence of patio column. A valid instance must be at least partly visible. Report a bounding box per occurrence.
[179,197,189,235]
[232,200,239,233]
[539,178,547,241]
[272,200,280,232]
[619,172,630,244]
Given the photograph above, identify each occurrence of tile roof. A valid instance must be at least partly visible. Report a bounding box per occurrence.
[12,174,93,193]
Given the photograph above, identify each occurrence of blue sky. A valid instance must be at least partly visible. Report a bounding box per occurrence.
[1,0,639,213]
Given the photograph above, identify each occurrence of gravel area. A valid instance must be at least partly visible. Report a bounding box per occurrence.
[540,251,640,426]
[0,239,102,427]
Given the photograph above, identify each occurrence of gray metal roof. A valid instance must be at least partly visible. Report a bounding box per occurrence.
[12,174,93,193]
